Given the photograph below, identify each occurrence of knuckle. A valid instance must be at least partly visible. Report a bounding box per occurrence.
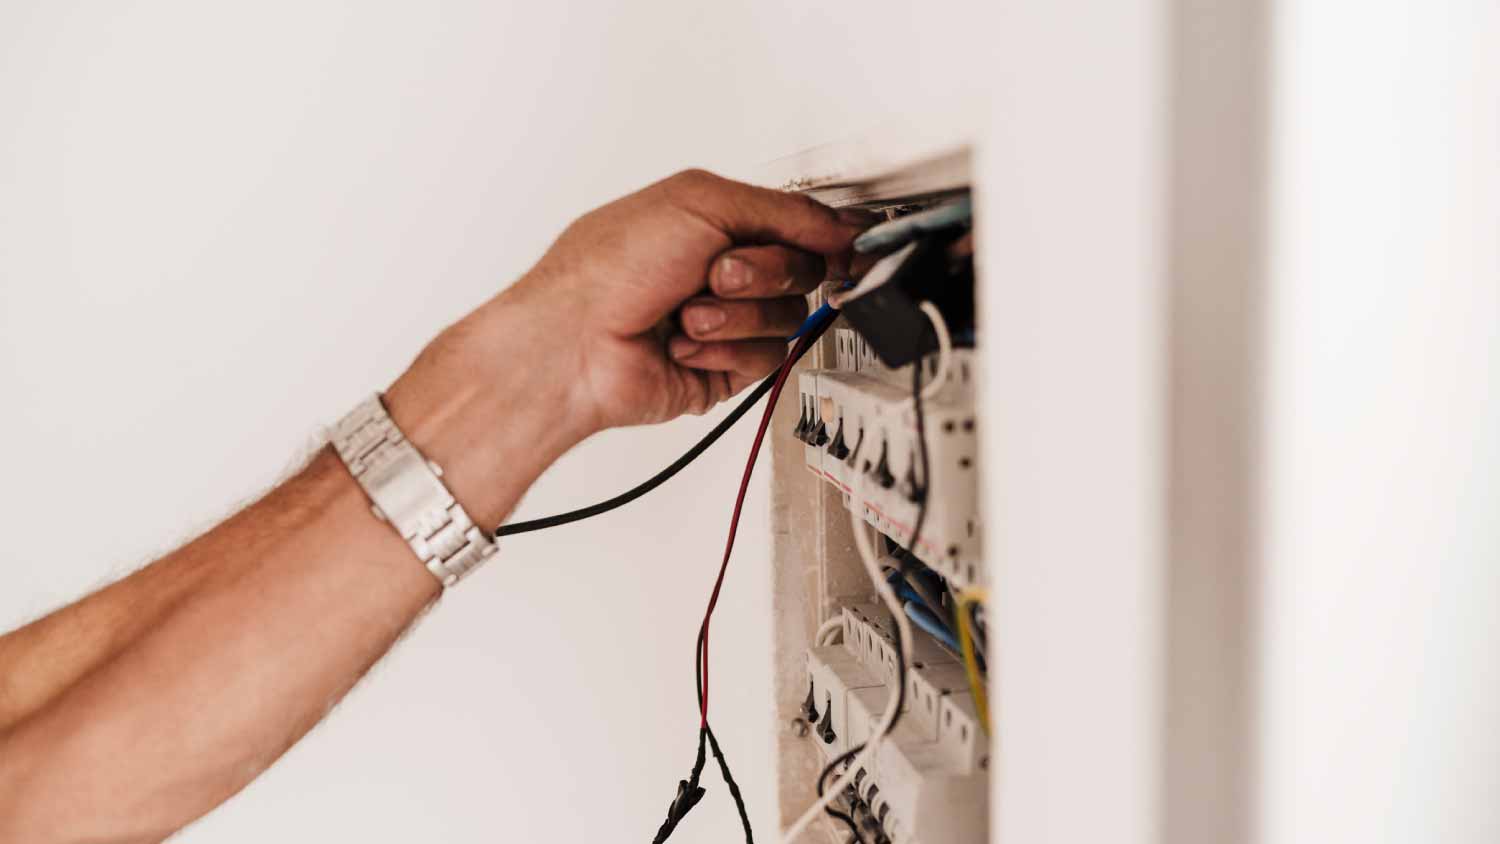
[668,168,716,190]
[683,380,712,416]
[794,191,824,211]
[698,381,723,413]
[794,192,837,221]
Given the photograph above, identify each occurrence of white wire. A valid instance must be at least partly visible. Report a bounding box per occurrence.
[781,491,914,843]
[814,615,844,647]
[916,300,952,403]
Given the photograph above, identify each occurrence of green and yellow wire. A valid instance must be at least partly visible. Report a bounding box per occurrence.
[955,587,990,735]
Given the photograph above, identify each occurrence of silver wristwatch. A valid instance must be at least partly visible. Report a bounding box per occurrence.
[329,394,496,587]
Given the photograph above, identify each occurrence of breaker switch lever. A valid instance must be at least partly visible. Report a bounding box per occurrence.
[827,418,851,460]
[793,396,812,442]
[801,680,819,723]
[817,695,836,744]
[869,441,896,489]
[845,428,865,468]
[899,453,925,502]
[810,418,830,448]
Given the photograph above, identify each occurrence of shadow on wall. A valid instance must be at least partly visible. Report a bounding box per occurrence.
[1163,0,1269,841]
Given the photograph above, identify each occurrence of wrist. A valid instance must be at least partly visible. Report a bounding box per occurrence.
[383,293,597,531]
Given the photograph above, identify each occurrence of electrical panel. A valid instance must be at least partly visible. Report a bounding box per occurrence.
[765,142,990,844]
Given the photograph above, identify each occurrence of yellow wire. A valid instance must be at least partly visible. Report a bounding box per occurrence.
[956,586,991,735]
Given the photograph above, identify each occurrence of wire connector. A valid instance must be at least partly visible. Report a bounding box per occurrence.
[652,730,709,843]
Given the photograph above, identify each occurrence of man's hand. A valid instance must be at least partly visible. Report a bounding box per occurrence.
[512,169,868,427]
[384,169,867,528]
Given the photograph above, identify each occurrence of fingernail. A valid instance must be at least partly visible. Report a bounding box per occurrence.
[715,256,752,293]
[669,336,703,360]
[685,304,727,334]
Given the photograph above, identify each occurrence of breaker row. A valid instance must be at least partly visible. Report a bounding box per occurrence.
[802,601,988,844]
[796,332,983,588]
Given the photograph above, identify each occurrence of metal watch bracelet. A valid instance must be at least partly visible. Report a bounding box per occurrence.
[329,394,496,587]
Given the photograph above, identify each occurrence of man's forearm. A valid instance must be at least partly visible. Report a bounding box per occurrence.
[0,450,437,842]
[0,300,588,843]
[0,526,224,733]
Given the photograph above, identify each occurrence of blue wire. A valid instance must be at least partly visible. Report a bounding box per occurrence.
[885,570,924,607]
[788,277,858,341]
[904,601,960,652]
[789,300,838,341]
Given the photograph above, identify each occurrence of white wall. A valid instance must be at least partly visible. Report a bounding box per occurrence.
[0,1,990,841]
[1261,2,1500,841]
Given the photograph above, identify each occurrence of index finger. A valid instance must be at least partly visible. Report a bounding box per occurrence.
[655,169,870,257]
[709,245,825,299]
